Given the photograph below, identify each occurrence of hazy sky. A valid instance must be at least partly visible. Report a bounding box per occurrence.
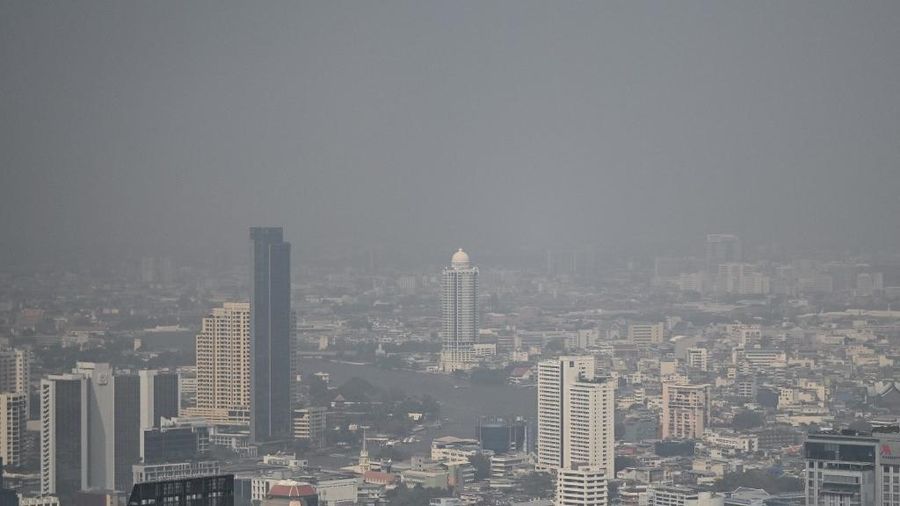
[2,1,899,266]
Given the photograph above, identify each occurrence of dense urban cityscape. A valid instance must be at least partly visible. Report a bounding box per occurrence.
[3,1,900,505]
[0,231,899,505]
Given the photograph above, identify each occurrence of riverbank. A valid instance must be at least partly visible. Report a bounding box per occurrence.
[298,358,536,451]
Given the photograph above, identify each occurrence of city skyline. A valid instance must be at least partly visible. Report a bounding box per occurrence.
[2,2,900,505]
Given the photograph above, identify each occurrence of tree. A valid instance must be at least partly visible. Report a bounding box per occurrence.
[714,469,802,494]
[376,445,408,462]
[469,454,491,481]
[519,472,554,498]
[654,440,695,457]
[306,374,331,407]
[386,484,450,506]
[732,410,765,430]
[608,480,620,501]
[338,377,379,402]
[615,456,638,472]
[545,340,565,353]
[421,395,440,417]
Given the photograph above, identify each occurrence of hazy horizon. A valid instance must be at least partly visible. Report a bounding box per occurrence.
[3,1,899,268]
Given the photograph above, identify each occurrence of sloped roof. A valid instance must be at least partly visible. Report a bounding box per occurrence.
[267,484,317,498]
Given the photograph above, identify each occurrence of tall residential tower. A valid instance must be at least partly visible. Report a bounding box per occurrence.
[189,302,251,426]
[250,227,292,442]
[537,356,615,477]
[538,356,615,506]
[440,249,478,372]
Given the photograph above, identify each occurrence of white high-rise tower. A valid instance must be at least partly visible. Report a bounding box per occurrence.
[538,356,615,506]
[440,249,478,372]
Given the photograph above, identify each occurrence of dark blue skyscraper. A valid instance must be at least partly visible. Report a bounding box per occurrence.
[250,227,291,442]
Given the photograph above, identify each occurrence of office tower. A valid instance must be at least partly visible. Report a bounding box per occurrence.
[0,349,31,412]
[661,383,711,439]
[75,362,141,493]
[40,364,148,498]
[141,418,210,464]
[126,475,234,506]
[705,234,742,273]
[803,428,900,506]
[250,227,292,443]
[537,356,615,479]
[191,303,251,426]
[686,348,708,372]
[627,323,664,346]
[292,407,326,449]
[556,466,607,506]
[40,374,85,498]
[0,393,27,468]
[138,370,180,430]
[440,249,478,372]
[477,416,529,454]
[809,428,899,505]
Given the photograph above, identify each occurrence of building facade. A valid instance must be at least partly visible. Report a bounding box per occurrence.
[440,249,478,372]
[0,393,27,468]
[126,474,233,506]
[0,349,31,413]
[477,416,528,454]
[556,465,607,506]
[648,484,724,506]
[40,374,84,498]
[132,461,220,485]
[41,364,164,499]
[538,356,615,481]
[804,429,900,506]
[293,407,326,449]
[628,324,664,346]
[250,227,292,443]
[191,303,251,426]
[661,383,711,440]
[686,348,708,372]
[138,370,180,430]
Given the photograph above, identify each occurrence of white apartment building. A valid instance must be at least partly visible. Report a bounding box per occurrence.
[0,348,31,411]
[556,465,607,506]
[538,356,614,506]
[0,392,27,467]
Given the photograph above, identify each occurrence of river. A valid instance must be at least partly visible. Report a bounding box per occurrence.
[298,359,536,458]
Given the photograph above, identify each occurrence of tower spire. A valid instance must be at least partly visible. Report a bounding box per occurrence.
[358,427,370,472]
